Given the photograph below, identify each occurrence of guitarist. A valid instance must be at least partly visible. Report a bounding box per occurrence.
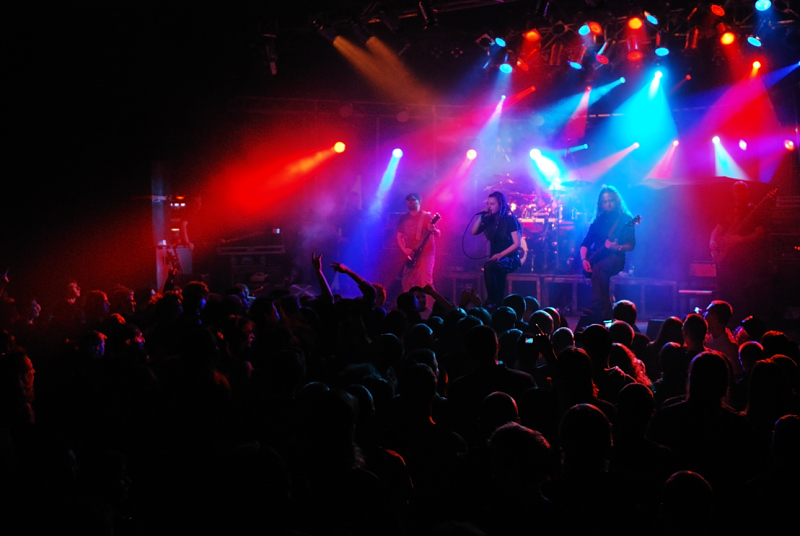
[709,181,772,323]
[580,185,636,320]
[397,193,441,300]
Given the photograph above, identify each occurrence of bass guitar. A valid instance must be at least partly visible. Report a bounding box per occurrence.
[710,188,777,264]
[583,215,641,277]
[406,213,441,268]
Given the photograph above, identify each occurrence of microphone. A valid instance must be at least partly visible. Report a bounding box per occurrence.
[475,210,489,216]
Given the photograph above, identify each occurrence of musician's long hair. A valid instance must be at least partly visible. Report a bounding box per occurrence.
[594,185,631,221]
[484,191,516,242]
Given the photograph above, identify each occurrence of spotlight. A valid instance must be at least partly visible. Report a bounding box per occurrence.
[748,20,769,48]
[628,17,643,30]
[753,60,762,69]
[711,5,726,17]
[755,0,771,11]
[654,70,663,79]
[654,32,670,56]
[334,142,346,153]
[712,136,721,144]
[392,148,403,158]
[718,24,736,45]
[495,37,507,47]
[739,140,748,150]
[499,62,513,73]
[627,37,643,61]
[579,24,591,36]
[466,149,478,160]
[633,142,641,149]
[568,45,588,69]
[595,41,611,64]
[673,140,680,146]
[589,22,603,35]
[785,140,795,151]
[524,29,541,42]
[530,149,542,159]
[619,77,626,83]
[644,11,659,25]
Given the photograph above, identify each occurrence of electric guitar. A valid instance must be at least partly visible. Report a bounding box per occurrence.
[583,215,641,277]
[710,188,777,264]
[406,213,441,268]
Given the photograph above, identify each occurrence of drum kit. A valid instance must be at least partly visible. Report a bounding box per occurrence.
[487,175,592,273]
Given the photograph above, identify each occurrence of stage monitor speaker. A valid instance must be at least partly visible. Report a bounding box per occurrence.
[646,319,666,340]
[575,313,603,332]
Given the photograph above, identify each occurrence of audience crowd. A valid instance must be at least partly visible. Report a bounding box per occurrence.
[0,259,798,535]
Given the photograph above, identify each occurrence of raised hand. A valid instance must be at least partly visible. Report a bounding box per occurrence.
[311,252,323,272]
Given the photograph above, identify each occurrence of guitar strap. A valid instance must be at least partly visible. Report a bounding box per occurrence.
[415,211,427,242]
[606,215,622,241]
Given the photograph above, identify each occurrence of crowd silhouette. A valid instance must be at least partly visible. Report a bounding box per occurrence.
[0,258,798,535]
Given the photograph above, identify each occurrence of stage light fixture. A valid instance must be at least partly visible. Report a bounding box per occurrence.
[418,1,437,29]
[712,136,721,144]
[747,20,769,48]
[334,142,346,153]
[378,10,401,33]
[673,140,680,146]
[595,41,611,64]
[499,62,513,73]
[530,149,542,159]
[627,36,643,61]
[568,45,588,69]
[654,32,670,56]
[711,4,726,17]
[392,148,403,158]
[685,28,700,51]
[633,142,641,149]
[467,149,478,160]
[644,11,659,25]
[579,24,591,36]
[313,20,338,43]
[785,140,795,151]
[351,20,373,43]
[619,77,626,83]
[524,29,541,42]
[654,70,663,79]
[495,37,507,47]
[628,17,643,30]
[753,60,762,69]
[755,0,771,11]
[718,25,736,45]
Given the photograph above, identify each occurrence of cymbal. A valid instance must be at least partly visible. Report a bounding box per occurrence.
[560,179,591,188]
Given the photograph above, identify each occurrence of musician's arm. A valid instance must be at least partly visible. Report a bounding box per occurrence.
[427,214,441,237]
[490,230,521,261]
[397,232,412,257]
[471,217,485,236]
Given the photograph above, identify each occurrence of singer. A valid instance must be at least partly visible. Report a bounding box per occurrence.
[471,190,522,309]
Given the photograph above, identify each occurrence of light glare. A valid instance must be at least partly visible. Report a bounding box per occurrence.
[334,142,346,153]
[392,148,403,158]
